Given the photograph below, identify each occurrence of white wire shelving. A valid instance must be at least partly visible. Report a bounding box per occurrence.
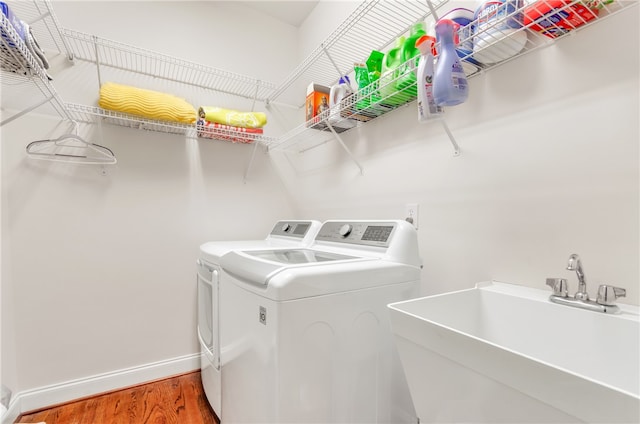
[66,102,276,146]
[267,0,451,106]
[3,0,637,168]
[266,0,637,172]
[59,27,279,170]
[61,29,279,104]
[1,0,73,126]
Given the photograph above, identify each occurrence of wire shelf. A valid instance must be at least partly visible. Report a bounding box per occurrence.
[65,103,277,146]
[7,0,72,58]
[268,0,451,105]
[62,29,279,102]
[1,0,73,125]
[269,0,637,152]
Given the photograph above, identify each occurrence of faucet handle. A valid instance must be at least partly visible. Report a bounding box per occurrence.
[596,285,626,306]
[546,278,568,297]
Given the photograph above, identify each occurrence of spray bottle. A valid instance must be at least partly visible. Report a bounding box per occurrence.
[415,35,441,122]
[433,19,469,106]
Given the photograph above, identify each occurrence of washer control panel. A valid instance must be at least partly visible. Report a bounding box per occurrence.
[269,221,313,238]
[315,221,396,247]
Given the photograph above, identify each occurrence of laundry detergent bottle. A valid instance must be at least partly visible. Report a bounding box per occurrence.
[433,19,469,107]
[415,35,442,121]
[379,37,405,105]
[329,76,356,129]
[397,21,427,96]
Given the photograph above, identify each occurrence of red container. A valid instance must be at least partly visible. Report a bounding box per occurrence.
[523,0,600,38]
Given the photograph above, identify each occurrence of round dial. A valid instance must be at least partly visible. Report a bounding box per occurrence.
[339,224,353,237]
[281,223,292,232]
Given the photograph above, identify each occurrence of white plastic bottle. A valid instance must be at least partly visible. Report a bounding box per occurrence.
[329,75,356,129]
[415,35,442,122]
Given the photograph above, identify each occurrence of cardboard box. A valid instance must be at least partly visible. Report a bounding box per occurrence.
[305,83,330,127]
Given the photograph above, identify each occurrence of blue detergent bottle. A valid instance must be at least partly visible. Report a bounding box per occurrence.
[433,19,469,106]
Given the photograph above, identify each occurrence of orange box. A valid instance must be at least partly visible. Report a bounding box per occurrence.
[305,83,330,126]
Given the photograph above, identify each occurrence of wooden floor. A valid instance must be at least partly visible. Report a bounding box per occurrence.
[16,371,220,424]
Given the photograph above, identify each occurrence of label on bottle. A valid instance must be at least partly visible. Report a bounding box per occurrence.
[424,74,441,115]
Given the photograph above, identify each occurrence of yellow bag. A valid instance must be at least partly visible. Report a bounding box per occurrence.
[99,82,196,124]
[198,106,267,129]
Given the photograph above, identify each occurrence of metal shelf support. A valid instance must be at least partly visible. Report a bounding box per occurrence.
[326,120,364,175]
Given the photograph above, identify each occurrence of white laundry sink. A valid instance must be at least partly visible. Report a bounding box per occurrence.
[388,281,640,423]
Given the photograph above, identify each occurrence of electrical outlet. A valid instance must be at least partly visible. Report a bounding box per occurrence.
[405,203,419,230]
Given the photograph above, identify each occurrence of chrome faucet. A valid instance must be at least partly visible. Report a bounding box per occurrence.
[567,253,588,301]
[545,254,626,314]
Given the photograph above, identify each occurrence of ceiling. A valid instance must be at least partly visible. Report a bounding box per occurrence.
[240,1,320,27]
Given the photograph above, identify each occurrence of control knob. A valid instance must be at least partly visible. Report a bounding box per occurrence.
[339,224,353,237]
[281,223,291,232]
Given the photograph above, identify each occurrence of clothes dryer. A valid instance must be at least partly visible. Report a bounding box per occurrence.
[217,220,421,423]
[197,220,321,417]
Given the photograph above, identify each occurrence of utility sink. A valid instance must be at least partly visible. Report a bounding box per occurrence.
[388,281,640,423]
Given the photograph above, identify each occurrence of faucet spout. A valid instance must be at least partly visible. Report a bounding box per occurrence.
[567,253,588,301]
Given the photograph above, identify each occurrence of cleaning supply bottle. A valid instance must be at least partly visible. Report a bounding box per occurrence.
[415,35,442,122]
[379,37,405,105]
[397,22,427,97]
[473,0,526,64]
[354,62,372,111]
[433,19,468,107]
[329,76,356,129]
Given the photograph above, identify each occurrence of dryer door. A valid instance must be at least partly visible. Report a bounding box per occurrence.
[197,260,221,415]
[197,260,220,368]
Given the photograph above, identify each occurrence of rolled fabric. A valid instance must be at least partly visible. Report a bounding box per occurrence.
[197,119,263,143]
[198,106,267,129]
[99,82,196,124]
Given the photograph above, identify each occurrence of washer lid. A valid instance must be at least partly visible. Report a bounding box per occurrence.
[244,248,357,264]
[219,248,369,287]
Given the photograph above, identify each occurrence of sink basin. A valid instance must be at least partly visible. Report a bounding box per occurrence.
[388,281,640,423]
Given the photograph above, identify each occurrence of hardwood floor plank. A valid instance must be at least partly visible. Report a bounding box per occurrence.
[16,371,219,424]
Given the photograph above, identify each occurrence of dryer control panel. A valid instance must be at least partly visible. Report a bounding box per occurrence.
[315,221,397,247]
[269,221,314,238]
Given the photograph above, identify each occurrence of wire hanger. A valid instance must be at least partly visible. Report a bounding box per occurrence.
[25,121,117,165]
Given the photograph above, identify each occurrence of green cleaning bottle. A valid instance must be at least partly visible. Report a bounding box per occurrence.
[396,21,426,99]
[378,36,405,105]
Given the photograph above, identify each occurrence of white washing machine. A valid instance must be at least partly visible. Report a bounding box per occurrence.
[197,220,321,417]
[217,220,421,423]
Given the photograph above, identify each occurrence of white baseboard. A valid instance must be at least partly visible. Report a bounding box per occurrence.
[4,352,200,421]
[1,400,21,424]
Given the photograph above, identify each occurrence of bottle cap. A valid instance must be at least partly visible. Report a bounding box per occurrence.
[435,18,461,46]
[415,35,437,56]
[339,75,351,85]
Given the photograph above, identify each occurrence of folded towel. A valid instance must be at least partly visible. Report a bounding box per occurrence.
[198,106,267,129]
[99,82,196,124]
[197,119,262,144]
[25,24,49,69]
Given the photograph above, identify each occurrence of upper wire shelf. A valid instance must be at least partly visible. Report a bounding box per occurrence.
[62,29,279,103]
[267,0,451,106]
[1,0,73,125]
[269,0,637,153]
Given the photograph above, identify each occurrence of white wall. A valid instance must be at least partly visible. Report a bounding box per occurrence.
[1,1,298,396]
[272,7,639,304]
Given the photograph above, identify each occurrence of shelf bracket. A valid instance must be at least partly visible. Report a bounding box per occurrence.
[321,44,345,81]
[440,119,461,156]
[425,0,440,21]
[1,95,54,126]
[325,120,364,175]
[92,35,103,89]
[250,80,260,112]
[243,141,260,184]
